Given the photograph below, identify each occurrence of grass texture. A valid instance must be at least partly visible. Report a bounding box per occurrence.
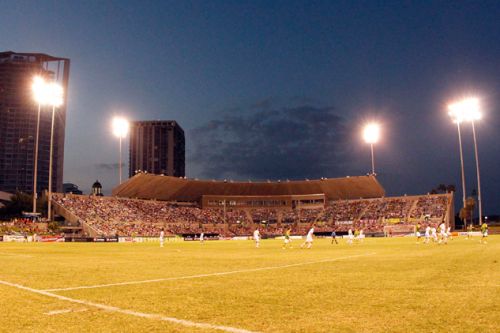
[0,236,498,332]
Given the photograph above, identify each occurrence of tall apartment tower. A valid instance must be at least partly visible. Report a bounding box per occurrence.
[0,51,70,194]
[129,121,185,178]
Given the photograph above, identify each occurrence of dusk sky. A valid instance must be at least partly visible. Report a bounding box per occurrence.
[1,1,499,214]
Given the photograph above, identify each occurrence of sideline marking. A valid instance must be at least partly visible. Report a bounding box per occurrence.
[44,308,87,315]
[0,279,259,333]
[0,252,33,258]
[44,252,376,292]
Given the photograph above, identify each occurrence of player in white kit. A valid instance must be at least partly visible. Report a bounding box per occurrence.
[301,226,315,249]
[438,222,447,244]
[159,229,165,248]
[253,228,261,248]
[430,226,438,242]
[424,225,431,244]
[347,229,354,244]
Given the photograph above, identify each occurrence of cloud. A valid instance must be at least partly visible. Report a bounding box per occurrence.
[249,97,274,110]
[95,163,124,171]
[190,104,347,180]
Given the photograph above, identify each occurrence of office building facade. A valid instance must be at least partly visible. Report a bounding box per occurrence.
[129,120,185,178]
[0,51,70,194]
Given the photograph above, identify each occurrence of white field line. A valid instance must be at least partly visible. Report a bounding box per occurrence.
[0,252,33,258]
[44,308,88,315]
[44,252,376,292]
[0,279,259,333]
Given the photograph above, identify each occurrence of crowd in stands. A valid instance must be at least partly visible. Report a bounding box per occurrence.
[319,200,371,222]
[410,195,448,219]
[250,209,278,223]
[53,193,450,237]
[0,218,45,235]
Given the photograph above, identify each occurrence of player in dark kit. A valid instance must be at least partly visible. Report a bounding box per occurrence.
[331,231,338,244]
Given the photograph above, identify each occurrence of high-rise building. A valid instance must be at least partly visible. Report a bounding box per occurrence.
[0,51,70,194]
[129,121,185,178]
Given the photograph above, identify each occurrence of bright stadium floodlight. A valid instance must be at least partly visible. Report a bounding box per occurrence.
[363,123,380,175]
[448,97,483,227]
[31,76,51,215]
[47,82,64,221]
[32,76,50,105]
[47,82,64,107]
[449,97,480,122]
[363,123,380,144]
[112,117,130,184]
[112,117,130,139]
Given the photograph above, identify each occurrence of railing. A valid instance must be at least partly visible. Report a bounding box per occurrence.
[51,198,100,237]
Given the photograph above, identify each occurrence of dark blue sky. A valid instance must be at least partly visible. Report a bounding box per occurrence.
[1,1,499,213]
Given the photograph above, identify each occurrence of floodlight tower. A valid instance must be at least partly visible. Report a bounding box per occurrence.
[449,97,483,225]
[112,117,130,184]
[448,103,467,225]
[47,82,64,220]
[363,123,380,175]
[31,76,50,214]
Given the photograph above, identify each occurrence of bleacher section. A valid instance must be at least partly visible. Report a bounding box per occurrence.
[53,193,453,237]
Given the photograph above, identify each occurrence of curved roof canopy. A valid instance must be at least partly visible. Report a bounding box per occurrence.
[112,173,385,202]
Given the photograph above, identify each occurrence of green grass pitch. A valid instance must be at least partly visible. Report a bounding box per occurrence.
[0,236,498,332]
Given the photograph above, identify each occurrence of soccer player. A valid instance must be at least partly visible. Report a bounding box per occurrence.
[301,226,315,249]
[467,224,474,240]
[480,221,488,244]
[424,225,431,244]
[438,222,447,244]
[159,228,165,248]
[200,232,204,243]
[347,229,354,245]
[331,230,338,244]
[282,228,292,249]
[354,229,360,243]
[415,223,422,244]
[359,229,364,242]
[431,226,438,243]
[253,228,261,248]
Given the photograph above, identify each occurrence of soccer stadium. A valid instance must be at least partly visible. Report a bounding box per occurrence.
[2,173,498,332]
[50,173,453,240]
[1,3,499,332]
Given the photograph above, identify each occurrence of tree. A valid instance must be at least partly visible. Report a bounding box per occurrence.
[0,191,32,218]
[0,191,47,219]
[460,197,477,225]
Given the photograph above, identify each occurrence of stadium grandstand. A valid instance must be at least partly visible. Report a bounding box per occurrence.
[51,173,454,239]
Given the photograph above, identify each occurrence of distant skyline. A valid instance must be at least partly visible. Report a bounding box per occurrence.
[1,1,499,214]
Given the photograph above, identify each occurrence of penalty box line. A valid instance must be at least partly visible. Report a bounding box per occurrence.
[44,252,377,292]
[0,279,259,333]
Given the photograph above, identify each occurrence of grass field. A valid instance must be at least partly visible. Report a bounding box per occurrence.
[0,236,499,332]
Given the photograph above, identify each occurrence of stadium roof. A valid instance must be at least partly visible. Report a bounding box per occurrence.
[112,173,385,202]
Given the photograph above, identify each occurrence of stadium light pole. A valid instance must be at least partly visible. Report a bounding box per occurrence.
[47,82,64,221]
[448,103,467,227]
[31,76,50,214]
[112,117,130,184]
[363,123,380,175]
[450,98,483,226]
